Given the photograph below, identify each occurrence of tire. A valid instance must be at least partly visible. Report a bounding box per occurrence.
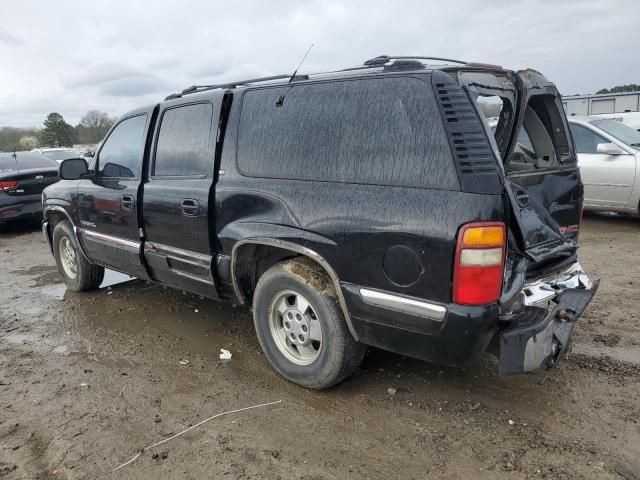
[253,258,365,389]
[52,220,104,291]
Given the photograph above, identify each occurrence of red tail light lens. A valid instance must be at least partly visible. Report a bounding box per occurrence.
[0,180,18,191]
[453,222,506,305]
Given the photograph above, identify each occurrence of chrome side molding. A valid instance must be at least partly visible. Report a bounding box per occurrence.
[82,229,140,253]
[145,241,212,268]
[359,288,447,322]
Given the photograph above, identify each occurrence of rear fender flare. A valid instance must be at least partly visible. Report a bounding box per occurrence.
[231,238,358,340]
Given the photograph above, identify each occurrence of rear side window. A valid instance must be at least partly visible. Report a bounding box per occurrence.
[154,103,213,177]
[237,77,459,189]
[98,115,147,178]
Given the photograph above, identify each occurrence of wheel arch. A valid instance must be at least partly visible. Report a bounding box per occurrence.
[231,239,358,340]
[43,205,90,261]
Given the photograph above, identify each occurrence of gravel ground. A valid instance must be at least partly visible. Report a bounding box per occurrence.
[0,212,639,479]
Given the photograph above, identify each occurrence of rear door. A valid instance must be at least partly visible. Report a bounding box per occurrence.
[77,112,152,278]
[142,95,223,299]
[569,122,636,207]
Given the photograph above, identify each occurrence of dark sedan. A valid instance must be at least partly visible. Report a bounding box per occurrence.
[0,152,59,223]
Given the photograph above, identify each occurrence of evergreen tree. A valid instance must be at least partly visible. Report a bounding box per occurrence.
[40,113,75,147]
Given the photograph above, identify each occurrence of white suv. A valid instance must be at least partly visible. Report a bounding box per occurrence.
[31,148,79,163]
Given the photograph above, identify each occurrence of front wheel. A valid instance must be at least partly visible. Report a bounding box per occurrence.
[52,221,104,291]
[253,259,365,389]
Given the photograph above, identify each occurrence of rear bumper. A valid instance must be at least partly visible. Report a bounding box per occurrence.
[344,261,597,372]
[343,283,498,367]
[42,219,53,252]
[497,278,599,375]
[0,195,43,221]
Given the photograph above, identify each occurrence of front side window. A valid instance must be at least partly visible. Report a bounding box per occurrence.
[153,103,213,177]
[98,115,147,178]
[569,124,607,154]
[237,77,459,189]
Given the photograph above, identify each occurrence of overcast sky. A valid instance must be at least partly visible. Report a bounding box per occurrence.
[1,0,638,127]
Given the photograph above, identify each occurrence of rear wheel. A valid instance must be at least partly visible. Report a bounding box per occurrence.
[253,259,365,389]
[52,221,104,291]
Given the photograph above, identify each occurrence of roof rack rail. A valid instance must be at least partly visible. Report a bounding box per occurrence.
[165,73,293,100]
[364,55,468,66]
[164,56,472,100]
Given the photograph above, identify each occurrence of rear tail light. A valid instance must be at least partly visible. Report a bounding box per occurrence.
[0,180,17,191]
[453,222,506,305]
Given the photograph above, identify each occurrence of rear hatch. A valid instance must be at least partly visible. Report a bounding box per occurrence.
[458,69,582,272]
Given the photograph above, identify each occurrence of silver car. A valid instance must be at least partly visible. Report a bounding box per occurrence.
[568,117,640,214]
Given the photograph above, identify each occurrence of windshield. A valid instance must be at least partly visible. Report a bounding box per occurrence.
[590,119,640,148]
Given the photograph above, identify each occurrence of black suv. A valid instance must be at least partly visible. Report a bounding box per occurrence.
[42,56,598,389]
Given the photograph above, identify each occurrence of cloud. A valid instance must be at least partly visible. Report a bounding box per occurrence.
[0,28,23,47]
[1,0,639,127]
[63,61,167,96]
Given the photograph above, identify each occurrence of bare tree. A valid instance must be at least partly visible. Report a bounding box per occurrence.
[75,111,116,144]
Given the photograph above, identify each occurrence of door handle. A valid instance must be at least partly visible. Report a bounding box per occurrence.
[121,194,135,211]
[181,199,200,216]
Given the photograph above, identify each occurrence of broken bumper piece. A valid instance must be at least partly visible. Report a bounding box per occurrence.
[498,269,599,375]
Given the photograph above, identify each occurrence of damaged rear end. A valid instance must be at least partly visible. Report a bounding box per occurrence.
[458,67,599,374]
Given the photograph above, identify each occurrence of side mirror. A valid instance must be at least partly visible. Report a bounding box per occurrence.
[596,142,626,155]
[59,158,89,180]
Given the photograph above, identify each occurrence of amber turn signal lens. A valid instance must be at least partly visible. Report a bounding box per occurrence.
[461,225,505,247]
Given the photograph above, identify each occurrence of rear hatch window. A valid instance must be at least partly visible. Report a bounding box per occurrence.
[460,70,582,270]
[461,71,575,174]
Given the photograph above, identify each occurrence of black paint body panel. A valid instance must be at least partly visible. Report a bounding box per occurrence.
[40,66,592,371]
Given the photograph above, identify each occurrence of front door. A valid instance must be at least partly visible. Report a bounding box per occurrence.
[77,112,151,279]
[142,97,223,299]
[570,123,636,207]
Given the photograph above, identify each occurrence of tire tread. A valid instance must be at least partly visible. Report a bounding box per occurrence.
[253,258,365,389]
[52,220,104,292]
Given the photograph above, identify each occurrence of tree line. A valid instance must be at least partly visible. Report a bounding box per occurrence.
[0,111,116,152]
[596,84,640,95]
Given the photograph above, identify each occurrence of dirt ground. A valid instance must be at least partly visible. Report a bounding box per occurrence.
[0,213,639,480]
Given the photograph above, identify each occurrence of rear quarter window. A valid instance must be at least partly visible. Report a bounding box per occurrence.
[236,76,459,189]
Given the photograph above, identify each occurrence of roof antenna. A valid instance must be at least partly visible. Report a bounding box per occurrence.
[289,43,313,83]
[12,147,18,172]
[276,43,314,107]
